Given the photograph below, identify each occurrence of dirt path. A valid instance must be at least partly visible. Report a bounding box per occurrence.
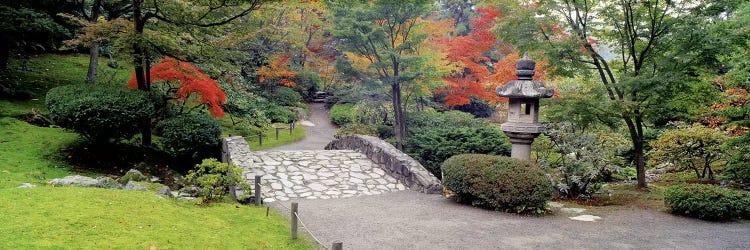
[271,191,750,250]
[262,103,336,151]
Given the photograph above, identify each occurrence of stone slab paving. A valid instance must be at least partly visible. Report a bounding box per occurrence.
[241,150,407,202]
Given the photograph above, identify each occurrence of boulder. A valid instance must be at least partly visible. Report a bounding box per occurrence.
[49,175,103,187]
[96,176,122,189]
[118,169,148,184]
[156,185,173,198]
[123,181,149,191]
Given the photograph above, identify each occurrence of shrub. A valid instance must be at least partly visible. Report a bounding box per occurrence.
[404,126,511,178]
[442,154,553,215]
[261,86,302,106]
[664,184,750,220]
[723,133,750,184]
[647,125,727,180]
[534,122,630,199]
[157,113,221,159]
[263,104,296,123]
[330,104,355,126]
[46,84,154,144]
[185,158,247,202]
[335,124,377,138]
[451,97,496,118]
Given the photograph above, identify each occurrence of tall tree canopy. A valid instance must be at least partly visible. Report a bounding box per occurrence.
[494,0,740,188]
[330,0,432,149]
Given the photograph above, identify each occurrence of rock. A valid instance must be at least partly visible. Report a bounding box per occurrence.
[569,215,602,222]
[96,177,122,189]
[299,120,315,127]
[157,185,173,198]
[49,175,102,187]
[17,183,36,188]
[123,181,149,191]
[118,169,148,184]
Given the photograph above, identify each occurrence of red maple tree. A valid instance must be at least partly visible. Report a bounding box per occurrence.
[127,57,227,117]
[439,8,548,106]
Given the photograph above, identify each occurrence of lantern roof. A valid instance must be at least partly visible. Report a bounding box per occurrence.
[496,53,554,99]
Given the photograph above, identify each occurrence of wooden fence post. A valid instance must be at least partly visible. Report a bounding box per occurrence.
[259,132,263,146]
[276,127,280,140]
[332,241,343,250]
[254,175,262,206]
[289,122,293,135]
[290,202,299,239]
[221,138,238,201]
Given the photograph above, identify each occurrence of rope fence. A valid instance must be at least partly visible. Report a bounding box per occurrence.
[275,201,339,250]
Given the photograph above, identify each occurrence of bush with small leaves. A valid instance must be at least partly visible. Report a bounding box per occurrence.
[46,84,154,144]
[185,158,247,202]
[442,154,553,215]
[405,126,511,178]
[330,104,355,126]
[664,184,750,220]
[157,113,220,159]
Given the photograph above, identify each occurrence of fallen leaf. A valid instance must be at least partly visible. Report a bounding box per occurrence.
[150,245,157,250]
[2,170,9,174]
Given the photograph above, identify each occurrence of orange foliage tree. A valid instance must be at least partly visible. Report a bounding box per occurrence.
[256,53,298,87]
[127,57,227,117]
[439,7,547,106]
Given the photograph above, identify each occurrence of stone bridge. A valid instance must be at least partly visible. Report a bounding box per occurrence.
[223,135,442,202]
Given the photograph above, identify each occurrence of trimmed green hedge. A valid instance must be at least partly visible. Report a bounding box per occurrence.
[664,184,750,220]
[46,84,154,144]
[442,154,553,215]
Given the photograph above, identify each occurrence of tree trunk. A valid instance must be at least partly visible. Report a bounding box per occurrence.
[623,114,647,188]
[0,35,9,71]
[85,0,102,84]
[132,0,152,146]
[392,83,405,150]
[86,42,100,84]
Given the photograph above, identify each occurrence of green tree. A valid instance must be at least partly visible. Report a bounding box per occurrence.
[0,4,68,70]
[330,0,431,149]
[126,0,265,145]
[647,125,728,180]
[494,0,737,187]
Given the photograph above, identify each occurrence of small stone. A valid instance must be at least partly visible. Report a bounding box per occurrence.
[17,183,36,188]
[271,182,283,190]
[303,174,318,180]
[350,177,364,184]
[569,215,601,222]
[309,183,327,191]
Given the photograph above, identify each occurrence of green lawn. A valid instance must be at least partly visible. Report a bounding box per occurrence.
[0,54,312,249]
[220,118,306,150]
[0,117,78,188]
[0,187,308,249]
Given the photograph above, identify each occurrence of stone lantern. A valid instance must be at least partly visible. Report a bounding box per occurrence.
[496,54,554,160]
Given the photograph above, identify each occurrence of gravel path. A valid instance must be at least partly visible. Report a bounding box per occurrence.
[262,103,336,151]
[259,102,750,249]
[271,191,750,250]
